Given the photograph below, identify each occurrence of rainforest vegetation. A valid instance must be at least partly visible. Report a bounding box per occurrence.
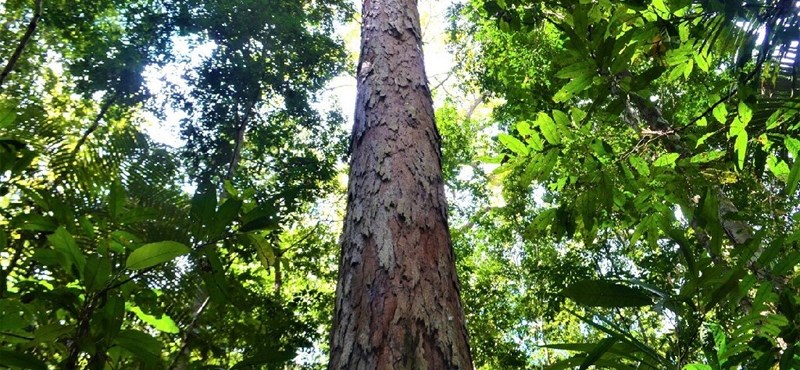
[0,0,799,369]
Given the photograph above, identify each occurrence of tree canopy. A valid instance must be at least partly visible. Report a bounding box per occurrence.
[1,0,798,369]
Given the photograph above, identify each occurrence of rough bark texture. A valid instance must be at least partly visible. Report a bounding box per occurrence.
[328,0,473,369]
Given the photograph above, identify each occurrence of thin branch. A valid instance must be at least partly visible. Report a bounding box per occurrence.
[71,96,116,158]
[0,0,43,89]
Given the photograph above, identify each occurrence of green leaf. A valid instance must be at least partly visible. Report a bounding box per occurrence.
[128,305,179,334]
[552,109,571,129]
[628,155,650,177]
[211,198,243,239]
[126,241,190,270]
[653,153,680,167]
[109,181,127,219]
[694,52,710,72]
[498,133,529,155]
[737,101,752,125]
[0,350,47,370]
[191,183,217,227]
[114,329,162,366]
[48,227,86,278]
[668,63,687,81]
[785,137,800,157]
[691,150,726,163]
[712,104,728,124]
[516,120,532,136]
[652,0,669,13]
[696,131,717,148]
[786,158,800,195]
[563,280,653,307]
[536,113,561,145]
[580,337,618,369]
[554,74,593,102]
[735,132,748,170]
[526,131,544,152]
[0,108,16,129]
[83,255,112,292]
[555,60,596,79]
[683,365,713,370]
[18,214,57,232]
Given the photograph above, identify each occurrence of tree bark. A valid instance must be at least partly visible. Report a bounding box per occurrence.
[328,0,473,369]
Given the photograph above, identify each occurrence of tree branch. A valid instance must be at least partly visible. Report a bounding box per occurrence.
[0,0,43,89]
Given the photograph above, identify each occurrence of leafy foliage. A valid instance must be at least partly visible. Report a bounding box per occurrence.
[0,0,350,368]
[450,0,800,368]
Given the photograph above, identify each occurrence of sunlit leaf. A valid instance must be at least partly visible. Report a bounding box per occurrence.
[564,280,653,307]
[498,133,529,155]
[125,241,190,270]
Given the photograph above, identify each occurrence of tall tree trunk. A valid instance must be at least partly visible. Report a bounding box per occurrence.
[328,1,473,369]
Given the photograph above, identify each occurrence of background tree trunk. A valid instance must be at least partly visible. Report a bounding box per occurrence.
[328,0,474,369]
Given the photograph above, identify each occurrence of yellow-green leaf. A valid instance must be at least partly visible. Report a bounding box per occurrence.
[128,305,180,333]
[498,133,529,155]
[738,101,752,125]
[126,241,190,270]
[735,132,748,170]
[536,112,561,145]
[787,158,800,195]
[653,153,680,167]
[712,104,728,124]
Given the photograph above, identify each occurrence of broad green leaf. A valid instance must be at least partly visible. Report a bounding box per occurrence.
[668,63,686,81]
[679,23,690,42]
[554,74,593,102]
[696,131,717,148]
[683,59,694,78]
[691,150,726,163]
[694,52,710,72]
[652,0,669,14]
[48,227,86,278]
[223,180,239,198]
[128,305,179,333]
[516,120,532,136]
[0,350,47,370]
[555,60,596,79]
[786,158,800,195]
[552,109,570,129]
[32,324,72,344]
[498,133,529,155]
[0,108,16,129]
[653,153,680,167]
[527,131,545,152]
[211,198,243,239]
[126,241,190,270]
[109,181,127,219]
[191,183,217,227]
[536,113,561,145]
[18,214,57,232]
[738,101,752,125]
[785,137,800,156]
[683,365,713,370]
[696,117,708,127]
[563,280,653,307]
[735,132,748,170]
[114,329,162,366]
[580,337,618,369]
[712,104,728,124]
[83,255,112,292]
[628,155,650,177]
